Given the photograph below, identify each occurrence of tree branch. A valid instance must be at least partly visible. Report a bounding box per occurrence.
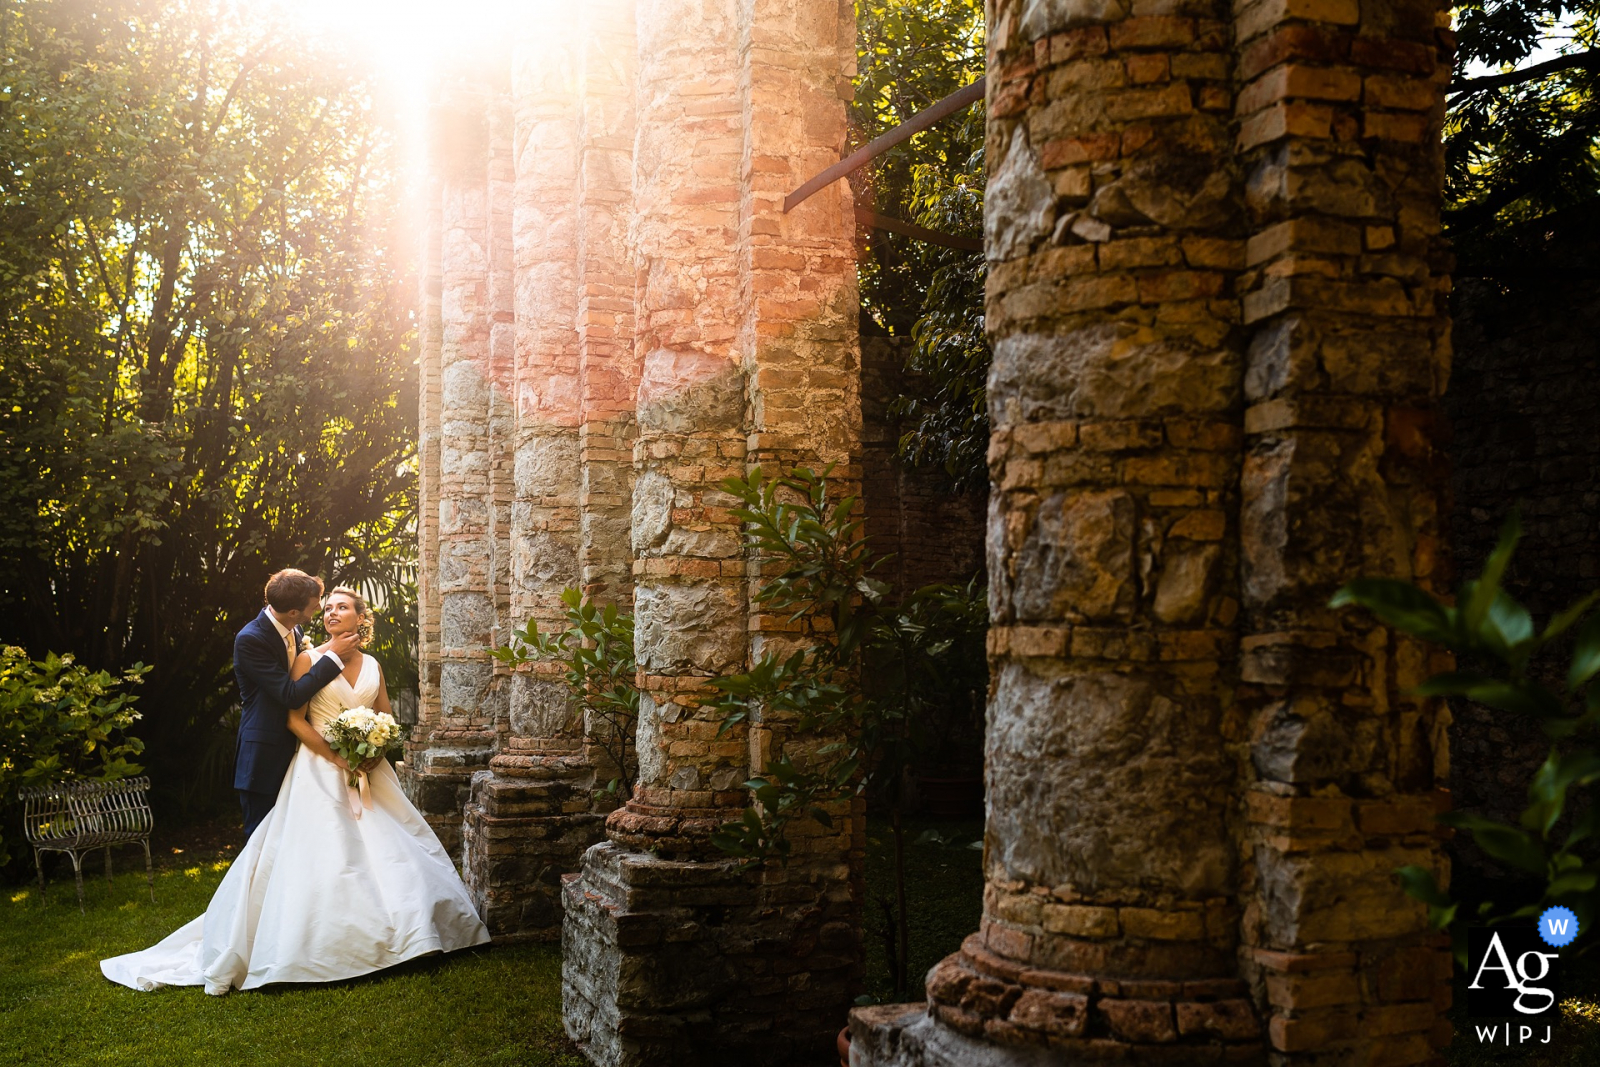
[1450,48,1600,97]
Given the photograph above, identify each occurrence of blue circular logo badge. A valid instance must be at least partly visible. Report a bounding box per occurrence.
[1539,906,1580,948]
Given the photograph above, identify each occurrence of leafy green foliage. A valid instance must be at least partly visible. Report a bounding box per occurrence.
[1332,513,1600,961]
[0,0,416,806]
[491,590,638,801]
[706,466,881,861]
[854,0,989,487]
[0,647,149,865]
[706,467,987,865]
[1447,2,1600,272]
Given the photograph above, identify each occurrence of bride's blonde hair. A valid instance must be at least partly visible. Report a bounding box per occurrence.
[326,587,375,649]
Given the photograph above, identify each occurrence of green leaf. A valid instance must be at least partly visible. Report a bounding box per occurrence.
[1464,511,1522,637]
[1545,871,1598,898]
[1543,589,1600,645]
[1570,613,1600,691]
[1440,812,1547,875]
[1395,866,1456,929]
[1486,592,1535,658]
[1432,678,1567,721]
[1401,863,1452,908]
[1412,671,1499,696]
[1329,579,1457,644]
[1523,750,1600,837]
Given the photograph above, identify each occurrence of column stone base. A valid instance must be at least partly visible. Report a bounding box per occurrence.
[561,840,858,1067]
[848,939,1266,1067]
[397,729,497,860]
[850,1005,1057,1067]
[461,747,608,941]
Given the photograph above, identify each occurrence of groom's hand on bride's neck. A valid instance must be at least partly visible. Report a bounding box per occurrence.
[329,628,361,659]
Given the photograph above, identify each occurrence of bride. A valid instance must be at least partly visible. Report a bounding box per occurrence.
[101,587,489,994]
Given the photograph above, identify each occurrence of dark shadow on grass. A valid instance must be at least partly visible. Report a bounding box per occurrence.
[227,942,506,996]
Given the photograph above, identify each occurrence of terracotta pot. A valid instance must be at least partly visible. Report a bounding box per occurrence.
[837,1023,851,1067]
[915,775,984,819]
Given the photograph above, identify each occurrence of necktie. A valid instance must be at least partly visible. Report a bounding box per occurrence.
[285,628,295,669]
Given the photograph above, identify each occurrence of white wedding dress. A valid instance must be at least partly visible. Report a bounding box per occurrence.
[101,651,489,994]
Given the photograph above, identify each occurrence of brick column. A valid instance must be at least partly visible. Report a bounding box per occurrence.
[602,0,751,858]
[576,0,641,606]
[1233,1,1453,1063]
[849,1,1451,1065]
[403,80,505,858]
[573,0,642,805]
[923,0,1260,1059]
[459,23,611,942]
[411,167,443,797]
[561,0,861,1061]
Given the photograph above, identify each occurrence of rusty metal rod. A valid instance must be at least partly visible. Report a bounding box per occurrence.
[855,207,982,252]
[783,77,986,213]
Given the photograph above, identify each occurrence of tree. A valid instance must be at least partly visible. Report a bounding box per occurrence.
[853,0,989,488]
[1447,1,1600,272]
[0,0,417,811]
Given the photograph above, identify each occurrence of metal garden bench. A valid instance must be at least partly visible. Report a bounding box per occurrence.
[19,776,156,913]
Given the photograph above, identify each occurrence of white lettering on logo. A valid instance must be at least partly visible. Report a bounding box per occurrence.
[1468,932,1559,1015]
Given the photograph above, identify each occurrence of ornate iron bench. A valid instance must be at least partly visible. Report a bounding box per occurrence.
[19,776,156,913]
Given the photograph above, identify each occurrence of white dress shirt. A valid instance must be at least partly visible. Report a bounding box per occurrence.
[265,607,344,671]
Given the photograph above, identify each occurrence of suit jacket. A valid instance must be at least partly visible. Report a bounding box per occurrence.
[233,609,342,794]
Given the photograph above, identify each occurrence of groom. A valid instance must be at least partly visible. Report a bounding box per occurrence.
[233,569,361,841]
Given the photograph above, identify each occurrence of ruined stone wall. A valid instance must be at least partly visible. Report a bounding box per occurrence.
[860,335,987,598]
[1445,253,1600,886]
[854,1,1455,1064]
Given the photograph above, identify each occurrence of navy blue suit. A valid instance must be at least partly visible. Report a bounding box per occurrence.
[233,609,342,840]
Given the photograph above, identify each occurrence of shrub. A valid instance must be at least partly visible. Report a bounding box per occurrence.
[0,647,148,865]
[491,590,638,801]
[1332,513,1600,962]
[708,465,986,997]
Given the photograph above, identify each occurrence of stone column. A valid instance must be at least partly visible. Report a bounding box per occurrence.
[737,0,865,1019]
[561,0,861,1062]
[1234,2,1454,1063]
[923,0,1260,1059]
[850,1,1451,1064]
[413,169,444,793]
[459,23,611,941]
[405,79,504,857]
[576,0,641,606]
[606,0,751,858]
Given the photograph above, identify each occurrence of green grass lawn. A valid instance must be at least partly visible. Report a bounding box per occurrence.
[0,850,583,1067]
[19,817,1578,1066]
[860,816,985,1005]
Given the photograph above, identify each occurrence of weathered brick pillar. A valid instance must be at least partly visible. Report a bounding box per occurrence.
[561,0,860,1062]
[920,0,1261,1059]
[576,0,640,606]
[405,80,505,858]
[849,1,1451,1065]
[1234,2,1454,1063]
[413,165,444,806]
[459,24,612,941]
[606,0,751,859]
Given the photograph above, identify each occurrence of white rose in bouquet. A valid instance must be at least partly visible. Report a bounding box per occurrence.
[322,706,402,788]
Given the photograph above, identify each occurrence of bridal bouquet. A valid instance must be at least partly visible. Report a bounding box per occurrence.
[322,706,401,788]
